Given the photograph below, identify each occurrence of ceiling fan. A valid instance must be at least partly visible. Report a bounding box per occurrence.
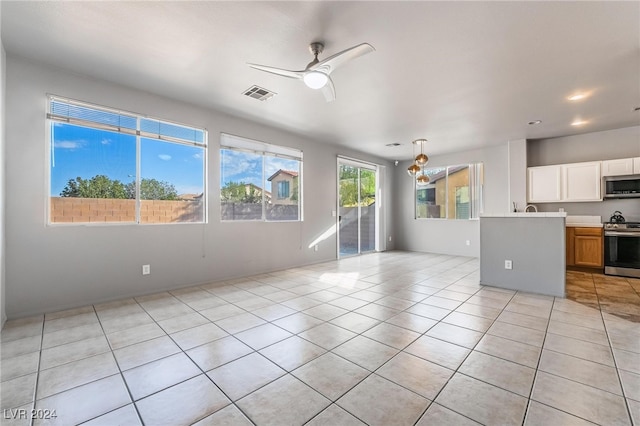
[248,42,375,102]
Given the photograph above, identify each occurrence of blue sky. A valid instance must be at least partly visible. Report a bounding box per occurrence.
[50,122,300,197]
[50,123,205,196]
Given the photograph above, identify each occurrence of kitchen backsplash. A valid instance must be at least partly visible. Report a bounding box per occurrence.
[535,199,640,222]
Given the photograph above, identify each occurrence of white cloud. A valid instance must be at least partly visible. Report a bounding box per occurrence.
[101,139,111,145]
[265,157,299,177]
[54,140,84,149]
[192,153,202,159]
[158,154,172,161]
[223,160,254,177]
[220,151,258,177]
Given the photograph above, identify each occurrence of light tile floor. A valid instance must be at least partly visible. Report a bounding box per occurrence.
[1,251,639,425]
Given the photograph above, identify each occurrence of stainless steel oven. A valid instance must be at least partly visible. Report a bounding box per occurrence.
[604,222,640,278]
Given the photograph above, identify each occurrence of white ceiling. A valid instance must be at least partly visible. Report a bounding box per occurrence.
[2,1,639,160]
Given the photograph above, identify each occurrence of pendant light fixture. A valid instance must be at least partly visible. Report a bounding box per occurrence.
[407,163,421,176]
[407,138,430,184]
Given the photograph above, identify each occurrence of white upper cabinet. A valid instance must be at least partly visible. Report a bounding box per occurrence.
[562,161,602,202]
[528,161,602,203]
[634,157,640,174]
[602,158,634,176]
[528,165,562,202]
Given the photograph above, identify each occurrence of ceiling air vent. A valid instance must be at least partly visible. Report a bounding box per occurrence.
[243,85,276,101]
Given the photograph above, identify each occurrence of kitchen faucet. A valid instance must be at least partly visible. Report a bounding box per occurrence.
[525,204,538,213]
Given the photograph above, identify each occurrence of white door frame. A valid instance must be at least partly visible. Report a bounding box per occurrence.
[336,156,385,258]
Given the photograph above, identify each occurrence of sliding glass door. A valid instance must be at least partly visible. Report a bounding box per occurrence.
[338,160,377,257]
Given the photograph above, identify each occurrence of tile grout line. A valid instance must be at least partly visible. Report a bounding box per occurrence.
[520,293,557,426]
[89,303,145,426]
[28,317,45,426]
[599,302,635,425]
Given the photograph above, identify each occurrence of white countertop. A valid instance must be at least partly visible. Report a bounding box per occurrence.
[480,212,567,218]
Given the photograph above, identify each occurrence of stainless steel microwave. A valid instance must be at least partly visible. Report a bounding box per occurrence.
[604,175,640,199]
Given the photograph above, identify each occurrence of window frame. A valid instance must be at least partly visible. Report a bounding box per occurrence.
[277,181,290,199]
[415,162,483,220]
[46,95,208,226]
[220,133,303,222]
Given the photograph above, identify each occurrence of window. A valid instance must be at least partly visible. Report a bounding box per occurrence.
[48,96,207,224]
[277,181,290,199]
[416,163,483,219]
[220,133,302,221]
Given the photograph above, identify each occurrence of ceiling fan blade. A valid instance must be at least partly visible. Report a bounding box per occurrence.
[322,77,336,102]
[311,43,375,75]
[247,64,304,79]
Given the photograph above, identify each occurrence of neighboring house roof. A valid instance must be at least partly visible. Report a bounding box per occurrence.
[426,165,468,183]
[267,169,299,182]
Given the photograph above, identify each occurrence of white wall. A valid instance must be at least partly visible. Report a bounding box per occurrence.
[508,139,527,212]
[5,55,394,318]
[394,143,509,257]
[1,14,7,328]
[528,126,640,166]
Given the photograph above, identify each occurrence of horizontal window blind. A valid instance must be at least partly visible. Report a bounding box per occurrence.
[48,96,206,147]
[221,133,302,160]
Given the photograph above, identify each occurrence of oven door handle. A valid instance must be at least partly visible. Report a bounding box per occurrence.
[605,231,640,237]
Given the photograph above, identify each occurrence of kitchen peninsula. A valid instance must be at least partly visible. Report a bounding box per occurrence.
[479,213,566,297]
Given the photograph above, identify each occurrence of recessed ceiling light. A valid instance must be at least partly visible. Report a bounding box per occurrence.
[568,93,587,101]
[385,143,401,147]
[528,120,542,125]
[571,120,588,126]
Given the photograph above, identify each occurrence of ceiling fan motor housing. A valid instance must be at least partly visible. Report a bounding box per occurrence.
[309,42,324,57]
[306,42,324,69]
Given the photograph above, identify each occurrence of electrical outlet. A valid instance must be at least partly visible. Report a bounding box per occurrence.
[142,264,151,275]
[466,240,471,246]
[504,260,513,270]
[388,236,392,242]
[314,245,319,252]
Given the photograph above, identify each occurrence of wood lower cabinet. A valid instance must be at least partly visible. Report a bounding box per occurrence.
[566,227,603,269]
[566,227,575,266]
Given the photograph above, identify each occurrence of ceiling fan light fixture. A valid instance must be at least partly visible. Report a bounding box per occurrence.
[248,42,374,102]
[303,71,329,89]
